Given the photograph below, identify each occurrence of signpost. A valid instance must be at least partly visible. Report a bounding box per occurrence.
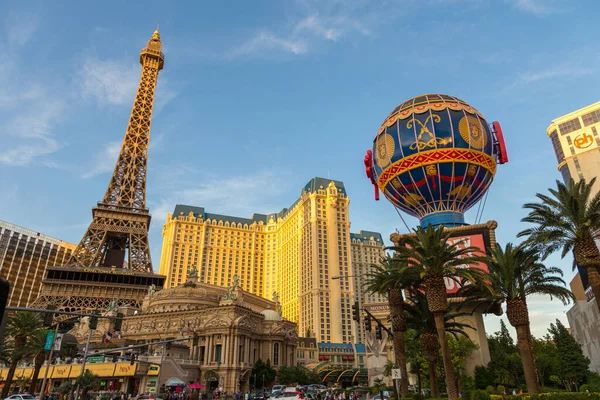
[391,369,401,379]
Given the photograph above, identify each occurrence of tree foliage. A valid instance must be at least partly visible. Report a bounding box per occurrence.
[276,365,319,386]
[251,359,277,390]
[547,319,590,391]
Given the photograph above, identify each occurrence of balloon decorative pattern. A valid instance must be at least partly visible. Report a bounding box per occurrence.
[365,94,508,227]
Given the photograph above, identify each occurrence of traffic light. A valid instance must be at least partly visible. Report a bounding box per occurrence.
[375,324,382,340]
[89,314,98,330]
[114,312,124,331]
[365,315,372,332]
[352,301,360,322]
[130,354,136,365]
[193,333,199,346]
[44,305,56,327]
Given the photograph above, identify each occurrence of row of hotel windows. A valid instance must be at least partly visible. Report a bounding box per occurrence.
[558,108,600,136]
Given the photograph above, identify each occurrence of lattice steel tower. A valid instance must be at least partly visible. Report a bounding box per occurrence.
[31,29,165,314]
[70,29,164,272]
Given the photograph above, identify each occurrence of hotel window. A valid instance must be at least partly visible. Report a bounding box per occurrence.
[549,130,565,163]
[558,118,582,135]
[582,109,600,126]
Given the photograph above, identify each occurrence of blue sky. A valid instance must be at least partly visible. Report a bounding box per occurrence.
[1,0,598,338]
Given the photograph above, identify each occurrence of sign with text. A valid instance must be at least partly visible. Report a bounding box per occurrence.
[44,331,55,351]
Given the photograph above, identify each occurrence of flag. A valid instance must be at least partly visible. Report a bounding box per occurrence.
[105,331,113,342]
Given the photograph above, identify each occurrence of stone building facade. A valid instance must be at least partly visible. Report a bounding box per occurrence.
[71,275,298,394]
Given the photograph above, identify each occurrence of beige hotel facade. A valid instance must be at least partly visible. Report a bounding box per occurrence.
[159,177,385,344]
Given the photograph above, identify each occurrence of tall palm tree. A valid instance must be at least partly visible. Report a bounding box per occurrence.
[393,224,488,400]
[26,330,48,394]
[461,243,574,394]
[1,312,43,398]
[519,178,600,311]
[405,292,473,398]
[365,254,420,397]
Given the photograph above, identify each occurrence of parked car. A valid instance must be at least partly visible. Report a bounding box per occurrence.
[272,385,285,393]
[5,395,37,400]
[372,395,390,400]
[275,392,304,400]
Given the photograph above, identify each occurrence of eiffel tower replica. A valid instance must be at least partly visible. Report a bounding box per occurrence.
[31,29,166,314]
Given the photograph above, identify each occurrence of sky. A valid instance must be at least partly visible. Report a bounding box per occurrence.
[0,0,599,339]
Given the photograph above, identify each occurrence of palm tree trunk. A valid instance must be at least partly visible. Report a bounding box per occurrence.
[433,312,457,400]
[389,288,409,397]
[514,324,540,394]
[31,358,44,394]
[1,357,19,398]
[392,330,409,397]
[427,360,440,398]
[585,266,600,312]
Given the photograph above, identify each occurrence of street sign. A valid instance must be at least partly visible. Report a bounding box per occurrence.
[392,369,401,379]
[86,356,105,363]
[44,331,55,351]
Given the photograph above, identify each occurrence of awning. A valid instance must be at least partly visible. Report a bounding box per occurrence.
[86,364,116,377]
[52,366,72,379]
[165,378,186,387]
[114,363,137,377]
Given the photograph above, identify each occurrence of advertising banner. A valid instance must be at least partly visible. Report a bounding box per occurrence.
[86,364,116,377]
[52,366,71,379]
[44,331,55,351]
[445,233,487,296]
[115,363,137,376]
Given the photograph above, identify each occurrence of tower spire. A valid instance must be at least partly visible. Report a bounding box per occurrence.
[69,29,165,272]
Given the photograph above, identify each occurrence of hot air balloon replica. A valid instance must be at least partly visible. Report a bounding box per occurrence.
[363,93,508,375]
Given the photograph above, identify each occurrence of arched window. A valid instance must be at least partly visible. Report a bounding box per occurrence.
[273,343,279,366]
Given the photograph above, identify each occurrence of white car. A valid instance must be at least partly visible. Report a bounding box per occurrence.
[5,395,37,400]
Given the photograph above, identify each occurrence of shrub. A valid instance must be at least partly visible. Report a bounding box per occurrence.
[468,389,491,400]
[579,385,590,393]
[496,385,506,395]
[486,386,496,394]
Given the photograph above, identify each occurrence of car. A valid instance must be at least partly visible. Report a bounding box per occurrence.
[5,395,37,400]
[371,395,390,400]
[136,396,163,400]
[272,385,285,393]
[275,392,304,400]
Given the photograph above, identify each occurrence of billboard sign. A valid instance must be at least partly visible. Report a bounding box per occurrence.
[444,233,488,295]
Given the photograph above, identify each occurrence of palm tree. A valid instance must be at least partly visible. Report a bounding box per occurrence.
[1,312,44,398]
[365,254,421,397]
[393,224,488,400]
[461,243,574,394]
[26,330,48,394]
[519,178,600,311]
[405,292,474,398]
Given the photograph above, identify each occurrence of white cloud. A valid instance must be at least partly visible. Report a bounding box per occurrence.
[4,11,38,47]
[78,58,140,106]
[509,0,562,15]
[232,32,308,56]
[82,140,122,179]
[150,169,293,223]
[0,100,64,166]
[517,64,593,84]
[230,4,372,57]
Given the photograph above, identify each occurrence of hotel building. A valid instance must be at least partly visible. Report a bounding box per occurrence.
[159,177,385,344]
[547,101,600,373]
[547,100,600,194]
[0,220,76,308]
